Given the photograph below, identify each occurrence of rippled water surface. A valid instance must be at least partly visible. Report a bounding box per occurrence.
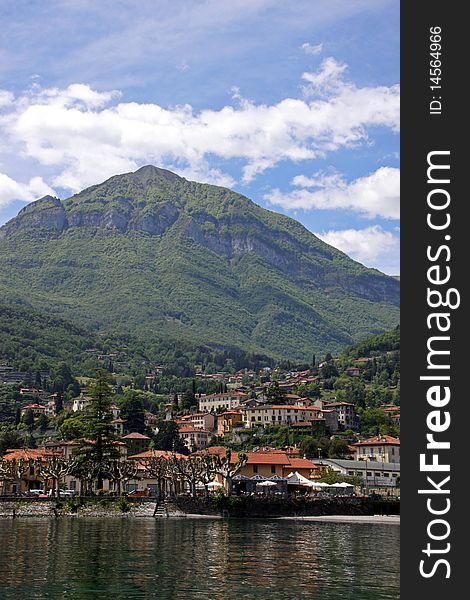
[0,518,399,599]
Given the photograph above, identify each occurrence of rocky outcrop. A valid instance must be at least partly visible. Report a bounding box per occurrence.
[0,196,67,238]
[130,202,179,234]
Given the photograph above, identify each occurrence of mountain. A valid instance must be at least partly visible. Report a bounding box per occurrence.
[0,166,399,361]
[340,325,400,360]
[0,304,102,371]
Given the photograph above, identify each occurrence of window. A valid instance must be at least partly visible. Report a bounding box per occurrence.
[253,465,258,473]
[271,466,276,474]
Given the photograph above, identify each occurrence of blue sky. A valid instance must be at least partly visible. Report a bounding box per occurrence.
[0,0,399,273]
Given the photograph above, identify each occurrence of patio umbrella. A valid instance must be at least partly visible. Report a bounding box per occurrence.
[257,480,277,487]
[286,471,315,487]
[330,481,354,488]
[207,481,223,489]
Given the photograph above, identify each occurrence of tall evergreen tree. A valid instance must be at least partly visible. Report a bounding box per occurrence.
[75,369,120,491]
[119,392,146,434]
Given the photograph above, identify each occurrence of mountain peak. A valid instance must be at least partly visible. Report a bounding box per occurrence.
[0,167,399,359]
[132,164,184,184]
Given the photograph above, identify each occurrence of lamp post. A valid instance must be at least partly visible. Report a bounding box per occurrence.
[364,459,369,496]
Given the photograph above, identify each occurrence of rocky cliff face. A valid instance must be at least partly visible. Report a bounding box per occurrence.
[0,196,68,238]
[0,166,399,359]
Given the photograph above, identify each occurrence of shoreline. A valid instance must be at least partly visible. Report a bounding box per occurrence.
[276,514,400,525]
[1,508,400,524]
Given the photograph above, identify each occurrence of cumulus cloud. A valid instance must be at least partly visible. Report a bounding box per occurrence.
[0,90,14,108]
[0,173,56,208]
[0,59,399,194]
[266,167,400,219]
[301,42,323,55]
[316,225,399,274]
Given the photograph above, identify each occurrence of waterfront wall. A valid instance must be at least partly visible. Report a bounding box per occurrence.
[0,496,399,518]
[174,496,400,518]
[0,499,156,518]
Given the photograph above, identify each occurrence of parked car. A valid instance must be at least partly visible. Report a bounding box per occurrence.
[48,489,76,497]
[29,489,45,496]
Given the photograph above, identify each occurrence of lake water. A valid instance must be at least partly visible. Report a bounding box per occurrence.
[0,518,399,599]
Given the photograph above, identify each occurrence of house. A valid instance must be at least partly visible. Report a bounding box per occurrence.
[127,450,188,495]
[178,426,211,451]
[122,432,151,456]
[112,418,128,436]
[290,418,326,437]
[72,395,92,412]
[216,411,244,436]
[198,391,247,413]
[179,413,215,432]
[0,448,60,494]
[197,446,320,484]
[144,412,159,431]
[325,402,360,430]
[242,405,322,428]
[352,435,400,463]
[20,388,43,397]
[20,404,46,418]
[319,409,339,433]
[319,458,400,490]
[345,367,361,377]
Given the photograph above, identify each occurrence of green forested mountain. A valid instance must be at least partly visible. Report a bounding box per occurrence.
[340,326,400,360]
[0,166,399,361]
[0,304,102,371]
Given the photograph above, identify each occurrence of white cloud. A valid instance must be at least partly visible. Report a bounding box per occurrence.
[302,57,347,94]
[0,59,399,194]
[316,225,399,274]
[301,42,323,55]
[0,173,56,208]
[266,167,400,219]
[0,90,14,108]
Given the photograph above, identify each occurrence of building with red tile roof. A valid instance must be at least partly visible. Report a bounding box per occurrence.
[352,435,400,463]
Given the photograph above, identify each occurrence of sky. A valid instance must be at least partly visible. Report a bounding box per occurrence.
[0,0,399,274]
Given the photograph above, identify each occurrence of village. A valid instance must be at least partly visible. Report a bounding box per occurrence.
[0,349,400,509]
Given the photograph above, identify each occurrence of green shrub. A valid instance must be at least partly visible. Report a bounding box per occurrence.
[118,498,131,513]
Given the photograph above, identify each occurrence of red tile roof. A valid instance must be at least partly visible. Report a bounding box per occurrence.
[122,432,151,440]
[128,450,187,460]
[2,448,56,461]
[353,435,400,447]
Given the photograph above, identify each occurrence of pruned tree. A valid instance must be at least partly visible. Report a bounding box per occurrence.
[36,455,77,497]
[142,455,170,500]
[196,455,218,497]
[0,459,14,494]
[212,450,247,496]
[169,456,206,498]
[69,455,101,496]
[0,458,30,494]
[106,460,139,496]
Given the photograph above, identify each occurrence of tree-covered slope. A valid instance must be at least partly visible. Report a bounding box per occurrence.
[0,304,101,371]
[0,166,399,360]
